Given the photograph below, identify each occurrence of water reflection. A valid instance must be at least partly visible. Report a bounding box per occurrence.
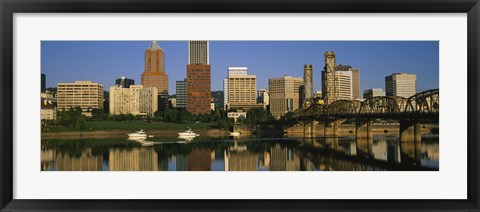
[41,135,439,171]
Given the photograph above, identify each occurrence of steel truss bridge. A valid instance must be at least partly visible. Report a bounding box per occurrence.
[293,89,439,121]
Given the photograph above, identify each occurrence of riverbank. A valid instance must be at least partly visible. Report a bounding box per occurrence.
[42,128,230,139]
[41,121,230,139]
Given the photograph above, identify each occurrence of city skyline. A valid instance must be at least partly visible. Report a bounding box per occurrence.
[41,41,439,95]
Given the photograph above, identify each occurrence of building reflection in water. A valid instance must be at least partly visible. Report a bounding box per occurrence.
[175,149,212,171]
[41,149,55,171]
[224,142,258,171]
[54,148,103,171]
[41,134,439,171]
[270,144,300,171]
[109,147,158,171]
[371,138,401,163]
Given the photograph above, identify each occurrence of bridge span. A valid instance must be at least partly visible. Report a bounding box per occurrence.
[292,89,439,142]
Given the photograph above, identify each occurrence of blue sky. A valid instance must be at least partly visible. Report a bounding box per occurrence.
[41,41,438,94]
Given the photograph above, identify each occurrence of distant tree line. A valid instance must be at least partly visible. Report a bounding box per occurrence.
[56,107,87,130]
[55,105,297,131]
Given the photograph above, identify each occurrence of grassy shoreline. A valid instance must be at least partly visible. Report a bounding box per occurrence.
[41,121,228,139]
[42,121,214,133]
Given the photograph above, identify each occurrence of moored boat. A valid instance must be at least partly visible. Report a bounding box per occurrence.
[128,129,147,138]
[178,129,197,137]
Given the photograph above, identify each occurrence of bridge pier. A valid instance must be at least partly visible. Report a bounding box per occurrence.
[324,119,344,137]
[400,120,421,142]
[355,119,372,139]
[302,121,317,137]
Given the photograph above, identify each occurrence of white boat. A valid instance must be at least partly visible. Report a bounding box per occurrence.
[230,131,240,137]
[128,129,147,138]
[178,136,195,142]
[140,141,154,147]
[178,129,197,137]
[127,137,146,141]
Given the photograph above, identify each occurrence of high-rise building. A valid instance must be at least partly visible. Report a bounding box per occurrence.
[176,79,187,108]
[363,88,385,99]
[223,78,229,109]
[188,41,209,65]
[334,65,360,99]
[187,64,211,115]
[41,73,46,92]
[322,53,359,103]
[350,68,360,99]
[322,51,337,104]
[385,73,417,98]
[115,76,135,88]
[303,64,313,107]
[257,89,270,110]
[186,41,211,115]
[141,41,169,111]
[224,67,248,109]
[109,85,158,117]
[226,67,257,110]
[336,71,353,100]
[57,81,103,116]
[269,76,304,118]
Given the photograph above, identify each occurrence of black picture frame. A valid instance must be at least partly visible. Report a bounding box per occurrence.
[1,0,479,211]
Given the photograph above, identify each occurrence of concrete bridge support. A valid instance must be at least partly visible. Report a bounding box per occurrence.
[324,119,345,137]
[355,119,372,139]
[302,121,318,137]
[400,120,422,142]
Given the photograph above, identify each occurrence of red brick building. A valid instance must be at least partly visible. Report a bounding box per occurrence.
[186,64,211,115]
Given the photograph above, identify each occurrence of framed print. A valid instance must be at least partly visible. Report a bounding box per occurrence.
[1,0,479,211]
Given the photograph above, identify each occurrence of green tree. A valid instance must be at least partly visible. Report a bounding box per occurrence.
[91,108,108,121]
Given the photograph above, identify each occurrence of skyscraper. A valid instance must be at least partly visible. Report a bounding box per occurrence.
[257,89,270,110]
[141,41,169,111]
[350,68,361,99]
[225,67,259,110]
[335,71,353,100]
[223,78,229,109]
[269,76,304,118]
[334,65,361,99]
[322,53,359,103]
[322,51,337,104]
[176,79,187,108]
[187,64,211,115]
[188,41,209,65]
[115,76,135,88]
[303,64,313,107]
[224,67,247,109]
[41,73,46,92]
[385,73,417,98]
[363,88,385,99]
[187,41,211,115]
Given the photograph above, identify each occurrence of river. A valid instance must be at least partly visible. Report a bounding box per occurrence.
[41,134,439,171]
